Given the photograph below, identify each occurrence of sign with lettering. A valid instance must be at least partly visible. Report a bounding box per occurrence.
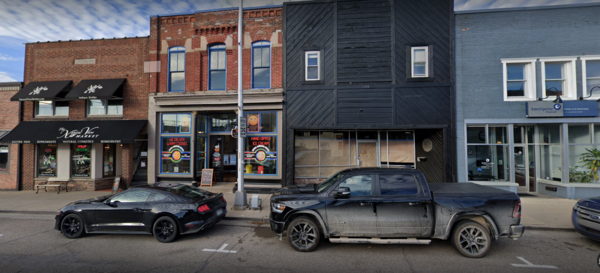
[111,177,121,194]
[526,101,598,118]
[200,169,214,186]
[162,137,191,163]
[239,117,247,138]
[244,136,277,163]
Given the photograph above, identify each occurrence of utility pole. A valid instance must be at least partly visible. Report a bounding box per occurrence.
[234,0,247,210]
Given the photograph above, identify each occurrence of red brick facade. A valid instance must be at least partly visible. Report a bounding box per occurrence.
[0,83,22,190]
[20,38,150,190]
[148,8,283,93]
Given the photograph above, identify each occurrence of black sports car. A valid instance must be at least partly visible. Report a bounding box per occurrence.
[55,183,227,243]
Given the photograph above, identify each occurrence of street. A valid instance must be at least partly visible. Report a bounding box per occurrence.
[0,213,597,273]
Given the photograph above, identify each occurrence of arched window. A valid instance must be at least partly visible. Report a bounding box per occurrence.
[209,44,226,90]
[168,46,185,92]
[252,41,271,89]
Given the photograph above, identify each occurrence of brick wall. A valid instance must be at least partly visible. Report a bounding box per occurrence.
[148,7,283,93]
[20,38,150,190]
[0,85,21,190]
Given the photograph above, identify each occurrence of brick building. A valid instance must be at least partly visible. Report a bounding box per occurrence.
[0,82,23,190]
[2,38,149,191]
[146,6,284,185]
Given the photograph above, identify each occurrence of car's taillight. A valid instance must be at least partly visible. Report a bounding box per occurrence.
[221,196,226,203]
[513,201,521,218]
[198,204,210,213]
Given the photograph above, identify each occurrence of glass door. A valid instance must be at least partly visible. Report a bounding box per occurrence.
[357,141,378,167]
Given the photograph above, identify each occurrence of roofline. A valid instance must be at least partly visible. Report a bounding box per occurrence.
[26,36,149,45]
[150,4,282,18]
[455,2,600,15]
[0,82,23,87]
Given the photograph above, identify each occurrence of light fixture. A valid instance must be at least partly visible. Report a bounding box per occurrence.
[537,96,548,101]
[553,95,563,103]
[586,86,600,99]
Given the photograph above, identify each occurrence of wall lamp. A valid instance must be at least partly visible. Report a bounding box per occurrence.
[580,86,600,102]
[553,95,563,103]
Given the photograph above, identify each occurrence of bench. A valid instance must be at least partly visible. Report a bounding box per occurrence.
[36,178,70,194]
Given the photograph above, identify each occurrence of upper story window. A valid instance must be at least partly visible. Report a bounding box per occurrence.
[209,44,226,90]
[305,51,320,81]
[541,58,576,100]
[36,101,69,117]
[87,100,123,116]
[582,57,600,98]
[168,46,185,92]
[502,58,536,101]
[411,46,429,78]
[252,41,271,89]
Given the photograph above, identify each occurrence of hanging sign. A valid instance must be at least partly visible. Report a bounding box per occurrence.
[526,101,598,118]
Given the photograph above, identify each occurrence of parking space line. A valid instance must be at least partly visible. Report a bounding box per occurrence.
[203,243,237,254]
[511,257,557,269]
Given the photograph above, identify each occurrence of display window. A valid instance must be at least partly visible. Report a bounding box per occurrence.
[161,137,191,174]
[196,136,207,173]
[38,144,57,177]
[0,145,8,172]
[162,113,192,134]
[244,136,277,175]
[103,144,116,177]
[72,144,92,177]
[246,112,276,133]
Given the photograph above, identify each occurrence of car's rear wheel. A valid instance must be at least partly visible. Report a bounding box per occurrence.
[451,220,491,258]
[287,216,320,252]
[61,214,84,239]
[153,216,178,243]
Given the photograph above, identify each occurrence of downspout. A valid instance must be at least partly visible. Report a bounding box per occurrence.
[17,99,23,191]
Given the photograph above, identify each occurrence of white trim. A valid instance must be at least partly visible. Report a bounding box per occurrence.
[539,179,600,188]
[411,46,428,78]
[540,57,577,100]
[305,51,320,81]
[501,58,537,101]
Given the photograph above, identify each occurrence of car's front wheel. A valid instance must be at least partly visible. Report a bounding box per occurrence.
[61,214,85,239]
[153,216,178,243]
[451,220,491,258]
[287,216,320,252]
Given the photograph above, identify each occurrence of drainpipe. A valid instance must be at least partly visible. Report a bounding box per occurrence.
[16,98,23,191]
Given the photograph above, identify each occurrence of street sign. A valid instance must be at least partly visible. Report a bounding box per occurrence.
[239,117,247,138]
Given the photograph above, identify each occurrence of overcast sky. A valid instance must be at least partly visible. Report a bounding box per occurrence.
[1,0,600,82]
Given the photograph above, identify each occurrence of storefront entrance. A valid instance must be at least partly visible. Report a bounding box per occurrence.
[514,146,536,193]
[209,135,237,182]
[357,141,378,167]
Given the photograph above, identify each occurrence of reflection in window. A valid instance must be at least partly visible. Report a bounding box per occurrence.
[244,136,277,175]
[36,101,69,117]
[585,60,600,97]
[210,113,237,132]
[0,145,8,171]
[467,125,510,182]
[338,175,372,196]
[252,41,270,88]
[112,190,151,203]
[38,144,57,177]
[72,144,92,177]
[162,113,192,134]
[103,144,116,177]
[161,137,191,174]
[169,46,185,92]
[209,44,226,90]
[506,64,526,97]
[88,100,123,116]
[379,174,418,195]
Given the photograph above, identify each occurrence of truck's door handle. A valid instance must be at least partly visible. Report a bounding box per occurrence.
[409,202,420,206]
[360,202,371,206]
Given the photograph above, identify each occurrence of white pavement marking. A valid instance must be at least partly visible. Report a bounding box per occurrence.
[0,234,3,237]
[203,243,237,254]
[511,257,558,269]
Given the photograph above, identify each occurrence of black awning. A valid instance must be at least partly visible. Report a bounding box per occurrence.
[65,79,126,100]
[10,81,72,101]
[1,120,146,144]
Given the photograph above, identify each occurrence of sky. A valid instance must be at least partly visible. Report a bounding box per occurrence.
[1,0,600,82]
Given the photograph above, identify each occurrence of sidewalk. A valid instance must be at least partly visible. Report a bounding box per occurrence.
[0,184,578,231]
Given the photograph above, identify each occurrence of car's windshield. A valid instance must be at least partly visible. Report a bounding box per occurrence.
[317,171,347,193]
[165,185,211,200]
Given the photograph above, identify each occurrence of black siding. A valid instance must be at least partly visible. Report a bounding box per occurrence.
[283,0,455,185]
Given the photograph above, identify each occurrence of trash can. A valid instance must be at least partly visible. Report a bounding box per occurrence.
[245,165,253,174]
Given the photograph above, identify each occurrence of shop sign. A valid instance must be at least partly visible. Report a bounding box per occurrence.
[164,137,190,163]
[245,137,277,163]
[57,126,100,140]
[526,101,598,118]
[28,86,48,96]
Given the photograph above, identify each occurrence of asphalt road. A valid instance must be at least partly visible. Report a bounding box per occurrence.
[0,213,598,273]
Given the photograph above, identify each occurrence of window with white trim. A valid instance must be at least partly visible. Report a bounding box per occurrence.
[541,58,576,100]
[168,46,185,92]
[87,100,123,116]
[502,59,536,101]
[411,46,428,78]
[305,51,320,81]
[582,57,600,98]
[35,101,69,117]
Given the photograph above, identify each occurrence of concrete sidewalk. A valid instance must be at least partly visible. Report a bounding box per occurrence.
[0,184,578,230]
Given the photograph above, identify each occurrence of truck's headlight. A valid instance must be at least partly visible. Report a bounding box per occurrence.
[272,203,285,213]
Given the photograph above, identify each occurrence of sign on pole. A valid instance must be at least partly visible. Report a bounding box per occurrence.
[239,117,247,138]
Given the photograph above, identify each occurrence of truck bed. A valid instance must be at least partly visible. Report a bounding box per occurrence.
[429,182,515,196]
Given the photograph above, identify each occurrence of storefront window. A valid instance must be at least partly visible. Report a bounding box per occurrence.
[244,136,277,175]
[162,113,192,134]
[103,144,116,177]
[161,137,191,174]
[246,112,277,133]
[211,113,237,132]
[538,124,561,182]
[197,136,206,173]
[569,125,599,183]
[197,115,207,134]
[467,125,510,181]
[72,144,91,177]
[38,144,57,177]
[295,131,319,177]
[0,145,9,172]
[387,131,415,167]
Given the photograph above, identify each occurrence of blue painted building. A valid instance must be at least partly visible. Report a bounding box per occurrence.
[455,4,600,199]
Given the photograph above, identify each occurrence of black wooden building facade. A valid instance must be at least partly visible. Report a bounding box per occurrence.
[283,0,455,185]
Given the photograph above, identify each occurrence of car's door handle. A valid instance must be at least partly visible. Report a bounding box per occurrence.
[409,202,420,206]
[360,202,371,206]
[133,208,143,211]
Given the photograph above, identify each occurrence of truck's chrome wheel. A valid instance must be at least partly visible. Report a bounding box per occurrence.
[287,217,321,252]
[452,220,491,258]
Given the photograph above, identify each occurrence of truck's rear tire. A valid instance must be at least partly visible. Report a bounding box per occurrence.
[451,220,491,258]
[287,217,320,252]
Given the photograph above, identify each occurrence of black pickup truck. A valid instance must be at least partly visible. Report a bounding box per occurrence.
[269,168,524,258]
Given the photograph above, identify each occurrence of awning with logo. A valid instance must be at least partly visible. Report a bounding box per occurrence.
[10,81,72,101]
[1,120,146,144]
[65,79,126,100]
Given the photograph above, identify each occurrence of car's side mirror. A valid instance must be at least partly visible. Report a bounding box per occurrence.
[334,187,351,198]
[106,200,120,207]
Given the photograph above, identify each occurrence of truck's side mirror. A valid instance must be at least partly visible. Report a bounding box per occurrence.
[334,187,351,198]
